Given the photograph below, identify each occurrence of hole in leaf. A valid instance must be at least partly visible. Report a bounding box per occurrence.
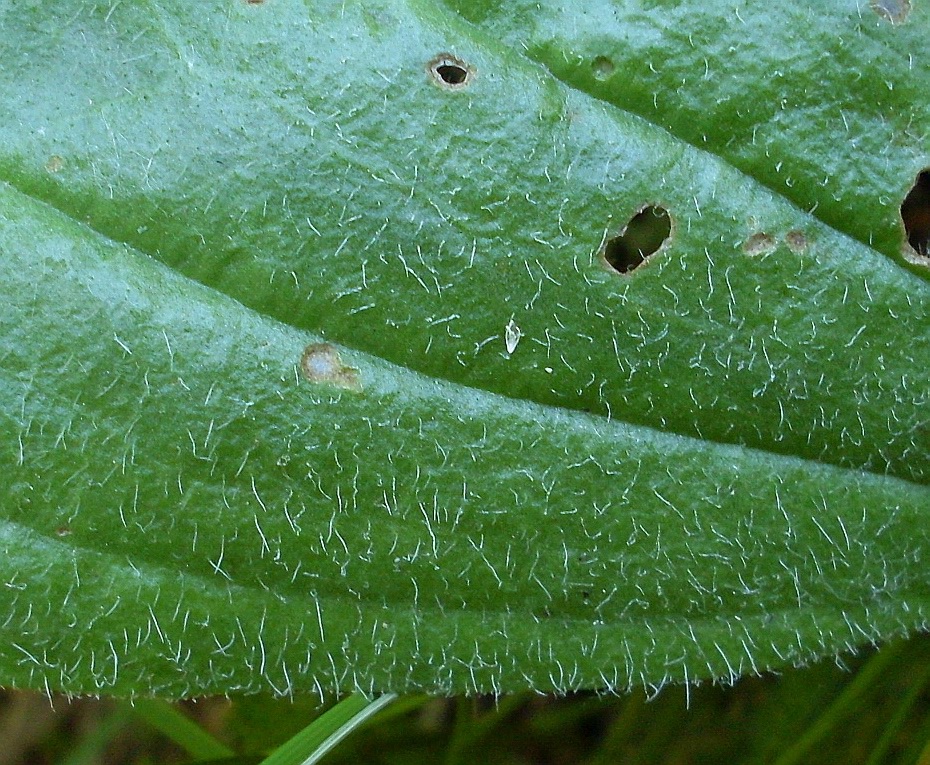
[902,169,930,259]
[428,54,473,89]
[437,64,467,84]
[602,205,672,274]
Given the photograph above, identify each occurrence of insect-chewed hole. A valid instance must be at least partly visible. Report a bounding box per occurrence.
[902,169,930,259]
[437,64,467,84]
[602,205,672,274]
[428,53,473,89]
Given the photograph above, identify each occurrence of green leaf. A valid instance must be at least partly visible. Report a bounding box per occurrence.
[0,0,927,697]
[439,0,930,271]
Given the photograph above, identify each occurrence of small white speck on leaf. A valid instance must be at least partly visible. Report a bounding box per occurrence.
[504,319,522,354]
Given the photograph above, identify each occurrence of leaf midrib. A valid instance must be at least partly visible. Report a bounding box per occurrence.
[5,175,930,491]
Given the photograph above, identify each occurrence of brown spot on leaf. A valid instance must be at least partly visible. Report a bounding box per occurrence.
[870,0,910,23]
[742,232,776,256]
[592,56,615,81]
[300,343,362,391]
[785,230,808,253]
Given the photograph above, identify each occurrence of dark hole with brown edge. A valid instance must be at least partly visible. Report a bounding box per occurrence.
[902,169,930,258]
[603,205,672,273]
[428,54,472,89]
[437,64,467,84]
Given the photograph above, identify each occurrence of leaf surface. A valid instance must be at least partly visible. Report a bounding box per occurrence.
[441,0,930,270]
[0,0,927,696]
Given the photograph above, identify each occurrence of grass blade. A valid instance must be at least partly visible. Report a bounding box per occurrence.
[130,698,234,761]
[59,706,134,765]
[259,693,396,765]
[773,642,905,765]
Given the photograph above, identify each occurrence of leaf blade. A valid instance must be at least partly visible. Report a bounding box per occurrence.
[2,0,928,486]
[1,180,927,695]
[439,0,930,269]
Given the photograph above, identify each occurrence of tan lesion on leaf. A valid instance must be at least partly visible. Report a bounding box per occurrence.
[742,232,776,256]
[300,343,362,391]
[785,230,808,254]
[870,0,910,23]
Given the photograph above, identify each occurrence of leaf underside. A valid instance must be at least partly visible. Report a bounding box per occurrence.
[0,0,927,696]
